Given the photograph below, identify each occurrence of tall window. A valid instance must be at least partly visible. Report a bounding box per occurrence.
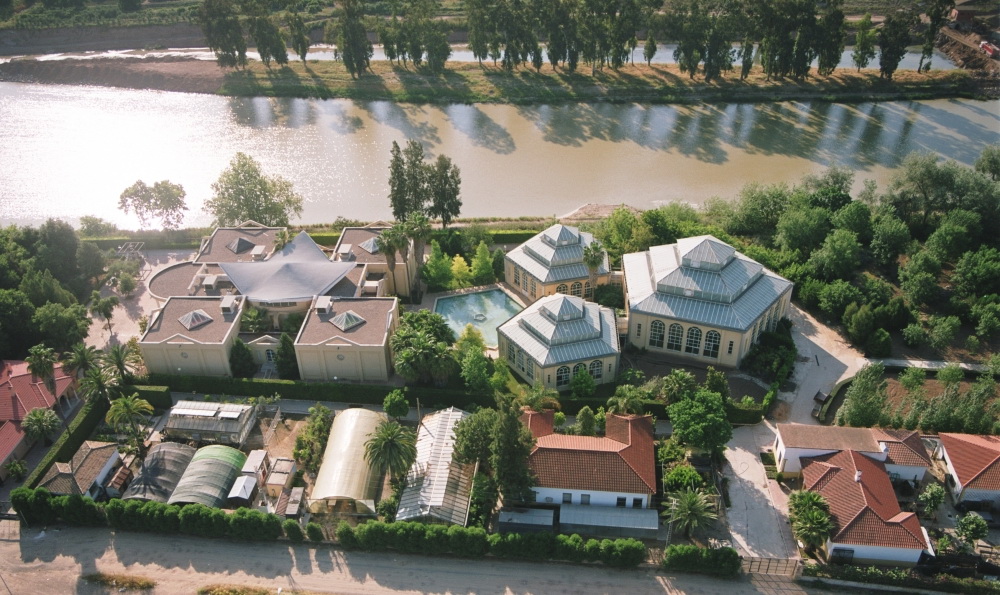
[584,281,592,298]
[573,362,586,378]
[649,320,665,348]
[507,342,515,363]
[556,366,570,387]
[685,327,702,354]
[635,323,642,338]
[265,349,276,362]
[530,278,537,297]
[525,359,534,381]
[703,330,721,358]
[513,268,520,286]
[570,282,582,297]
[667,324,683,351]
[516,349,524,371]
[521,273,529,291]
[589,360,603,380]
[728,341,734,355]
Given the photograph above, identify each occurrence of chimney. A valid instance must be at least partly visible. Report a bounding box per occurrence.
[854,470,862,483]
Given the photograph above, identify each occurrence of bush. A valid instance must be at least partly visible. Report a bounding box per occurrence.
[663,464,704,492]
[662,545,741,578]
[283,519,304,542]
[335,521,358,549]
[802,564,1000,594]
[306,521,325,543]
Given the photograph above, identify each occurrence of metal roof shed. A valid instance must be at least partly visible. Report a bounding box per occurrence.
[497,507,555,534]
[227,475,259,509]
[310,408,386,514]
[168,445,247,508]
[123,442,197,502]
[558,504,660,540]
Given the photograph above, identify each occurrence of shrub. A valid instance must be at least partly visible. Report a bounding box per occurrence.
[306,522,325,543]
[447,524,489,558]
[335,521,358,549]
[662,545,741,578]
[663,464,704,492]
[354,521,390,552]
[283,519,304,543]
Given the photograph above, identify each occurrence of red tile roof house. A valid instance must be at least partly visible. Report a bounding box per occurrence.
[938,433,1000,508]
[519,409,660,539]
[774,423,932,484]
[37,441,119,499]
[801,450,934,566]
[0,361,77,481]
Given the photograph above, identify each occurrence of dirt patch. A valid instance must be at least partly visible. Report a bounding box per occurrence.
[0,56,227,94]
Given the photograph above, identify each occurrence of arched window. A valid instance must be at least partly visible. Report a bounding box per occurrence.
[570,282,583,297]
[685,327,702,354]
[573,363,586,378]
[556,366,571,387]
[589,360,603,380]
[667,324,683,351]
[556,284,568,294]
[703,331,721,358]
[584,281,592,298]
[649,320,665,348]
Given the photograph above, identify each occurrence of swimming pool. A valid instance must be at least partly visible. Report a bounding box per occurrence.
[434,288,523,348]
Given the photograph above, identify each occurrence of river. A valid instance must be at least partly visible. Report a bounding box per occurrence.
[0,82,996,229]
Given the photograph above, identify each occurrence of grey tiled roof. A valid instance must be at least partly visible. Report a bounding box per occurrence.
[506,224,608,284]
[499,295,619,367]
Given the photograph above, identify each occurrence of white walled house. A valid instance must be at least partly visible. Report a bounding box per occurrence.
[775,424,930,483]
[938,433,1000,507]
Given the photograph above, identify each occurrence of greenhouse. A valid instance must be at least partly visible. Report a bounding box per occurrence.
[310,408,386,514]
[123,442,197,503]
[168,445,247,508]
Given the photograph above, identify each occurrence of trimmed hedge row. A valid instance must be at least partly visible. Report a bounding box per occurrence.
[802,563,1000,594]
[130,385,173,409]
[337,521,648,568]
[489,230,540,245]
[26,397,110,488]
[725,399,765,425]
[144,374,495,410]
[661,545,742,578]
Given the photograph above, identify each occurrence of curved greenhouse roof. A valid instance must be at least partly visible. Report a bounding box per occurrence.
[167,444,247,508]
[312,408,385,511]
[123,442,197,502]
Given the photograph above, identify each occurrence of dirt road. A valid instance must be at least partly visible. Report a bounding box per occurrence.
[3,524,815,594]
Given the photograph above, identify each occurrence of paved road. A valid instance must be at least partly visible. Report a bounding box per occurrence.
[3,525,820,595]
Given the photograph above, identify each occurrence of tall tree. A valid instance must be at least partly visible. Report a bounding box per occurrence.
[229,338,257,378]
[836,362,888,427]
[668,389,732,452]
[469,241,496,286]
[426,155,462,228]
[920,0,955,72]
[664,488,717,537]
[106,393,153,455]
[338,0,373,78]
[382,389,409,421]
[815,2,846,76]
[490,394,535,502]
[34,304,90,354]
[204,152,304,227]
[878,12,914,81]
[287,12,311,62]
[199,0,248,69]
[378,225,409,295]
[582,240,605,296]
[25,344,57,397]
[22,407,61,446]
[405,213,432,291]
[276,332,299,380]
[249,15,289,68]
[104,343,140,385]
[118,180,187,230]
[65,343,101,379]
[364,420,417,483]
[852,13,877,71]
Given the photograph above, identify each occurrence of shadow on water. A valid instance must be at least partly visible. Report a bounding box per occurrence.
[431,103,517,155]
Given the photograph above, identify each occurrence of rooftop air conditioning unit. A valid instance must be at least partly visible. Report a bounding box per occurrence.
[315,295,332,314]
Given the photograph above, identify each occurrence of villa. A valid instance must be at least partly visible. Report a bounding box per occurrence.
[497,294,619,391]
[504,224,609,303]
[937,433,1000,508]
[0,360,76,481]
[622,235,793,367]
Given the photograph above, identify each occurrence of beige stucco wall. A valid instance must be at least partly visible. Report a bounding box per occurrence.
[296,342,392,383]
[504,261,609,304]
[142,338,235,377]
[499,335,618,391]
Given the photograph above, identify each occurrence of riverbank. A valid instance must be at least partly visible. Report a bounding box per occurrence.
[0,55,979,103]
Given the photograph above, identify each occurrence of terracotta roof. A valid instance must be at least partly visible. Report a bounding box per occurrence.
[939,433,1000,492]
[38,441,117,495]
[296,298,397,347]
[195,224,282,264]
[777,423,881,453]
[142,297,242,345]
[0,421,25,464]
[872,429,931,468]
[0,360,72,424]
[520,412,655,495]
[802,450,929,551]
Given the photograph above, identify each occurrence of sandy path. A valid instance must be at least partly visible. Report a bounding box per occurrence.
[3,524,815,594]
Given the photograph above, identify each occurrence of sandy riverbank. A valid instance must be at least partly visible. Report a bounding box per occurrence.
[0,56,227,94]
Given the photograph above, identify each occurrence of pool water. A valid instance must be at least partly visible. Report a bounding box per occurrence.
[434,289,523,347]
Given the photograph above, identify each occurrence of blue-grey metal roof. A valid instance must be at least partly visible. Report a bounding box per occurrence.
[677,235,735,269]
[649,243,764,303]
[219,232,354,301]
[499,295,619,366]
[559,503,659,531]
[624,238,793,332]
[506,225,609,283]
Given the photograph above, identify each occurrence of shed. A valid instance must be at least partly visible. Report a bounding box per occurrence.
[163,400,257,448]
[265,458,296,499]
[310,408,386,514]
[168,445,247,508]
[228,475,259,509]
[279,486,305,520]
[243,449,270,486]
[558,504,660,539]
[497,507,555,534]
[123,442,197,503]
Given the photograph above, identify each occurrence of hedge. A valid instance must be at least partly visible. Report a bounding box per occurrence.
[725,399,764,425]
[661,545,741,578]
[130,385,173,409]
[802,564,1000,594]
[490,230,540,245]
[307,232,341,248]
[26,397,110,488]
[144,373,495,410]
[338,520,647,568]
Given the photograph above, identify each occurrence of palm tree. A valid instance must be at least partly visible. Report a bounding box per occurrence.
[273,229,293,251]
[792,506,834,554]
[22,407,61,446]
[405,213,432,295]
[664,488,718,538]
[89,290,120,335]
[106,393,153,456]
[364,420,417,483]
[378,224,409,296]
[25,344,58,397]
[519,382,560,412]
[582,240,606,299]
[788,490,829,521]
[606,385,645,415]
[79,366,118,404]
[104,343,140,384]
[662,369,697,403]
[65,343,101,379]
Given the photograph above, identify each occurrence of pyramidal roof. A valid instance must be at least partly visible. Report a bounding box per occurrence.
[358,237,380,254]
[541,224,580,247]
[178,309,213,330]
[331,310,366,332]
[677,235,735,267]
[540,295,585,322]
[227,237,256,254]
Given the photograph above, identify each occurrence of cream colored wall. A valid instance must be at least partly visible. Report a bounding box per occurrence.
[142,340,234,376]
[505,260,610,305]
[296,343,392,383]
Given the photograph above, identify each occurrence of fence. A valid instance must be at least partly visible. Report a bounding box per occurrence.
[741,556,800,577]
